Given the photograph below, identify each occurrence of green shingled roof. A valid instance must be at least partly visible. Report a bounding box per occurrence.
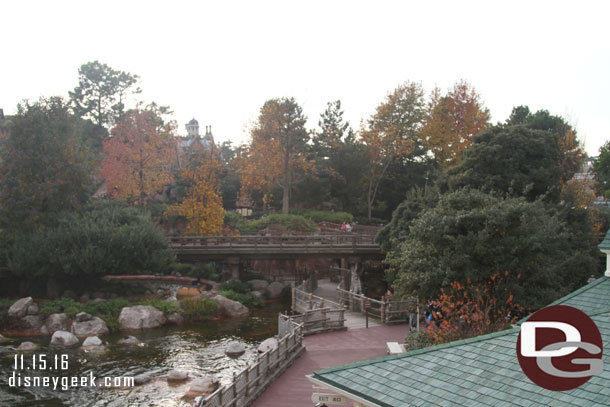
[599,229,610,251]
[312,277,610,407]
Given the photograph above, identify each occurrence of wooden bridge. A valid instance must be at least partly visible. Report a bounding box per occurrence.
[169,234,383,261]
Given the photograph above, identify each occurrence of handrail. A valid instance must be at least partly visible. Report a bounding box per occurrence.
[336,285,419,325]
[170,234,376,246]
[198,318,304,407]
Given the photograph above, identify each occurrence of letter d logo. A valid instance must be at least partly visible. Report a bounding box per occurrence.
[516,305,603,391]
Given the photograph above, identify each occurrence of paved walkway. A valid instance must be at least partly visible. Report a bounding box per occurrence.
[313,279,382,329]
[252,324,408,407]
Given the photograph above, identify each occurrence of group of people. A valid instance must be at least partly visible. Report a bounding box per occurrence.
[340,222,353,232]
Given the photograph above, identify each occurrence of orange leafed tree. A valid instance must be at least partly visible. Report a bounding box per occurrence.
[424,273,521,345]
[237,97,314,213]
[165,157,224,236]
[360,81,426,219]
[101,107,177,205]
[421,80,490,167]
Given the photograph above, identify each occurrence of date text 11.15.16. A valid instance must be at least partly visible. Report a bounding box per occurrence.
[14,354,69,371]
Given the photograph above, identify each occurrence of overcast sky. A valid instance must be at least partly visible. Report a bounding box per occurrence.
[2,0,608,155]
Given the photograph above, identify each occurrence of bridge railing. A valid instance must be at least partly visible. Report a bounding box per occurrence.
[336,285,420,326]
[170,234,376,248]
[292,286,343,312]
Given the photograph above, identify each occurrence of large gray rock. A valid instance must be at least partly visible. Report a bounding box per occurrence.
[257,337,278,353]
[167,312,184,325]
[75,312,92,322]
[21,315,44,330]
[250,291,264,299]
[41,313,70,335]
[82,336,103,347]
[265,282,284,299]
[134,375,152,386]
[185,376,220,399]
[27,303,40,316]
[225,341,246,356]
[117,335,141,345]
[81,336,105,352]
[248,279,269,291]
[167,369,188,382]
[50,330,79,348]
[71,317,109,337]
[18,341,38,351]
[8,297,33,318]
[118,306,166,330]
[214,295,248,318]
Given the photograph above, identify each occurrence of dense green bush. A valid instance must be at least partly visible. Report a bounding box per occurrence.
[387,189,597,311]
[137,298,181,314]
[7,200,175,278]
[169,263,194,275]
[240,214,316,234]
[290,209,353,224]
[39,298,82,318]
[404,329,435,351]
[240,270,268,282]
[224,212,245,230]
[180,297,219,320]
[219,279,251,293]
[187,263,220,282]
[219,289,262,307]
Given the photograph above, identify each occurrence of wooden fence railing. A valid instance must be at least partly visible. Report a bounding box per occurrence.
[280,307,345,336]
[197,320,304,407]
[336,285,420,327]
[292,286,343,312]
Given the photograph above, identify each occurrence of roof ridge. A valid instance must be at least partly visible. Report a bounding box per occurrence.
[588,307,610,317]
[517,276,609,324]
[314,326,520,376]
[546,276,608,307]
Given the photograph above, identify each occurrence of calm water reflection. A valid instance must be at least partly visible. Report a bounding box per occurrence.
[0,301,288,407]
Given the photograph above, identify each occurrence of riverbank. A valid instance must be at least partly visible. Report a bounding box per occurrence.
[0,301,288,407]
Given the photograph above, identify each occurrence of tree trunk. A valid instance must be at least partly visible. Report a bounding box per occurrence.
[282,184,290,214]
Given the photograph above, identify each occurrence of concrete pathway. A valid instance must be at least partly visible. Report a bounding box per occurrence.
[252,324,408,407]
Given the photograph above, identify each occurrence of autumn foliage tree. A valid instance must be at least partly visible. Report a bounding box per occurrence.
[421,80,490,167]
[165,156,224,236]
[360,81,426,219]
[237,98,314,214]
[422,274,521,345]
[101,106,177,205]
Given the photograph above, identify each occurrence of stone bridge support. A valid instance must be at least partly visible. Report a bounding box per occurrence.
[223,257,240,280]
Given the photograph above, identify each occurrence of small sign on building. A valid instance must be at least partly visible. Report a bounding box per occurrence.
[312,392,349,405]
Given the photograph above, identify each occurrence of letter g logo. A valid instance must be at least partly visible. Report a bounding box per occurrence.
[516,305,603,391]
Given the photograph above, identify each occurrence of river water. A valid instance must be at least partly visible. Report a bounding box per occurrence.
[0,301,287,407]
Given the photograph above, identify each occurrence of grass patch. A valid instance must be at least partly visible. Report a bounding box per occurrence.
[219,279,251,294]
[180,297,219,321]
